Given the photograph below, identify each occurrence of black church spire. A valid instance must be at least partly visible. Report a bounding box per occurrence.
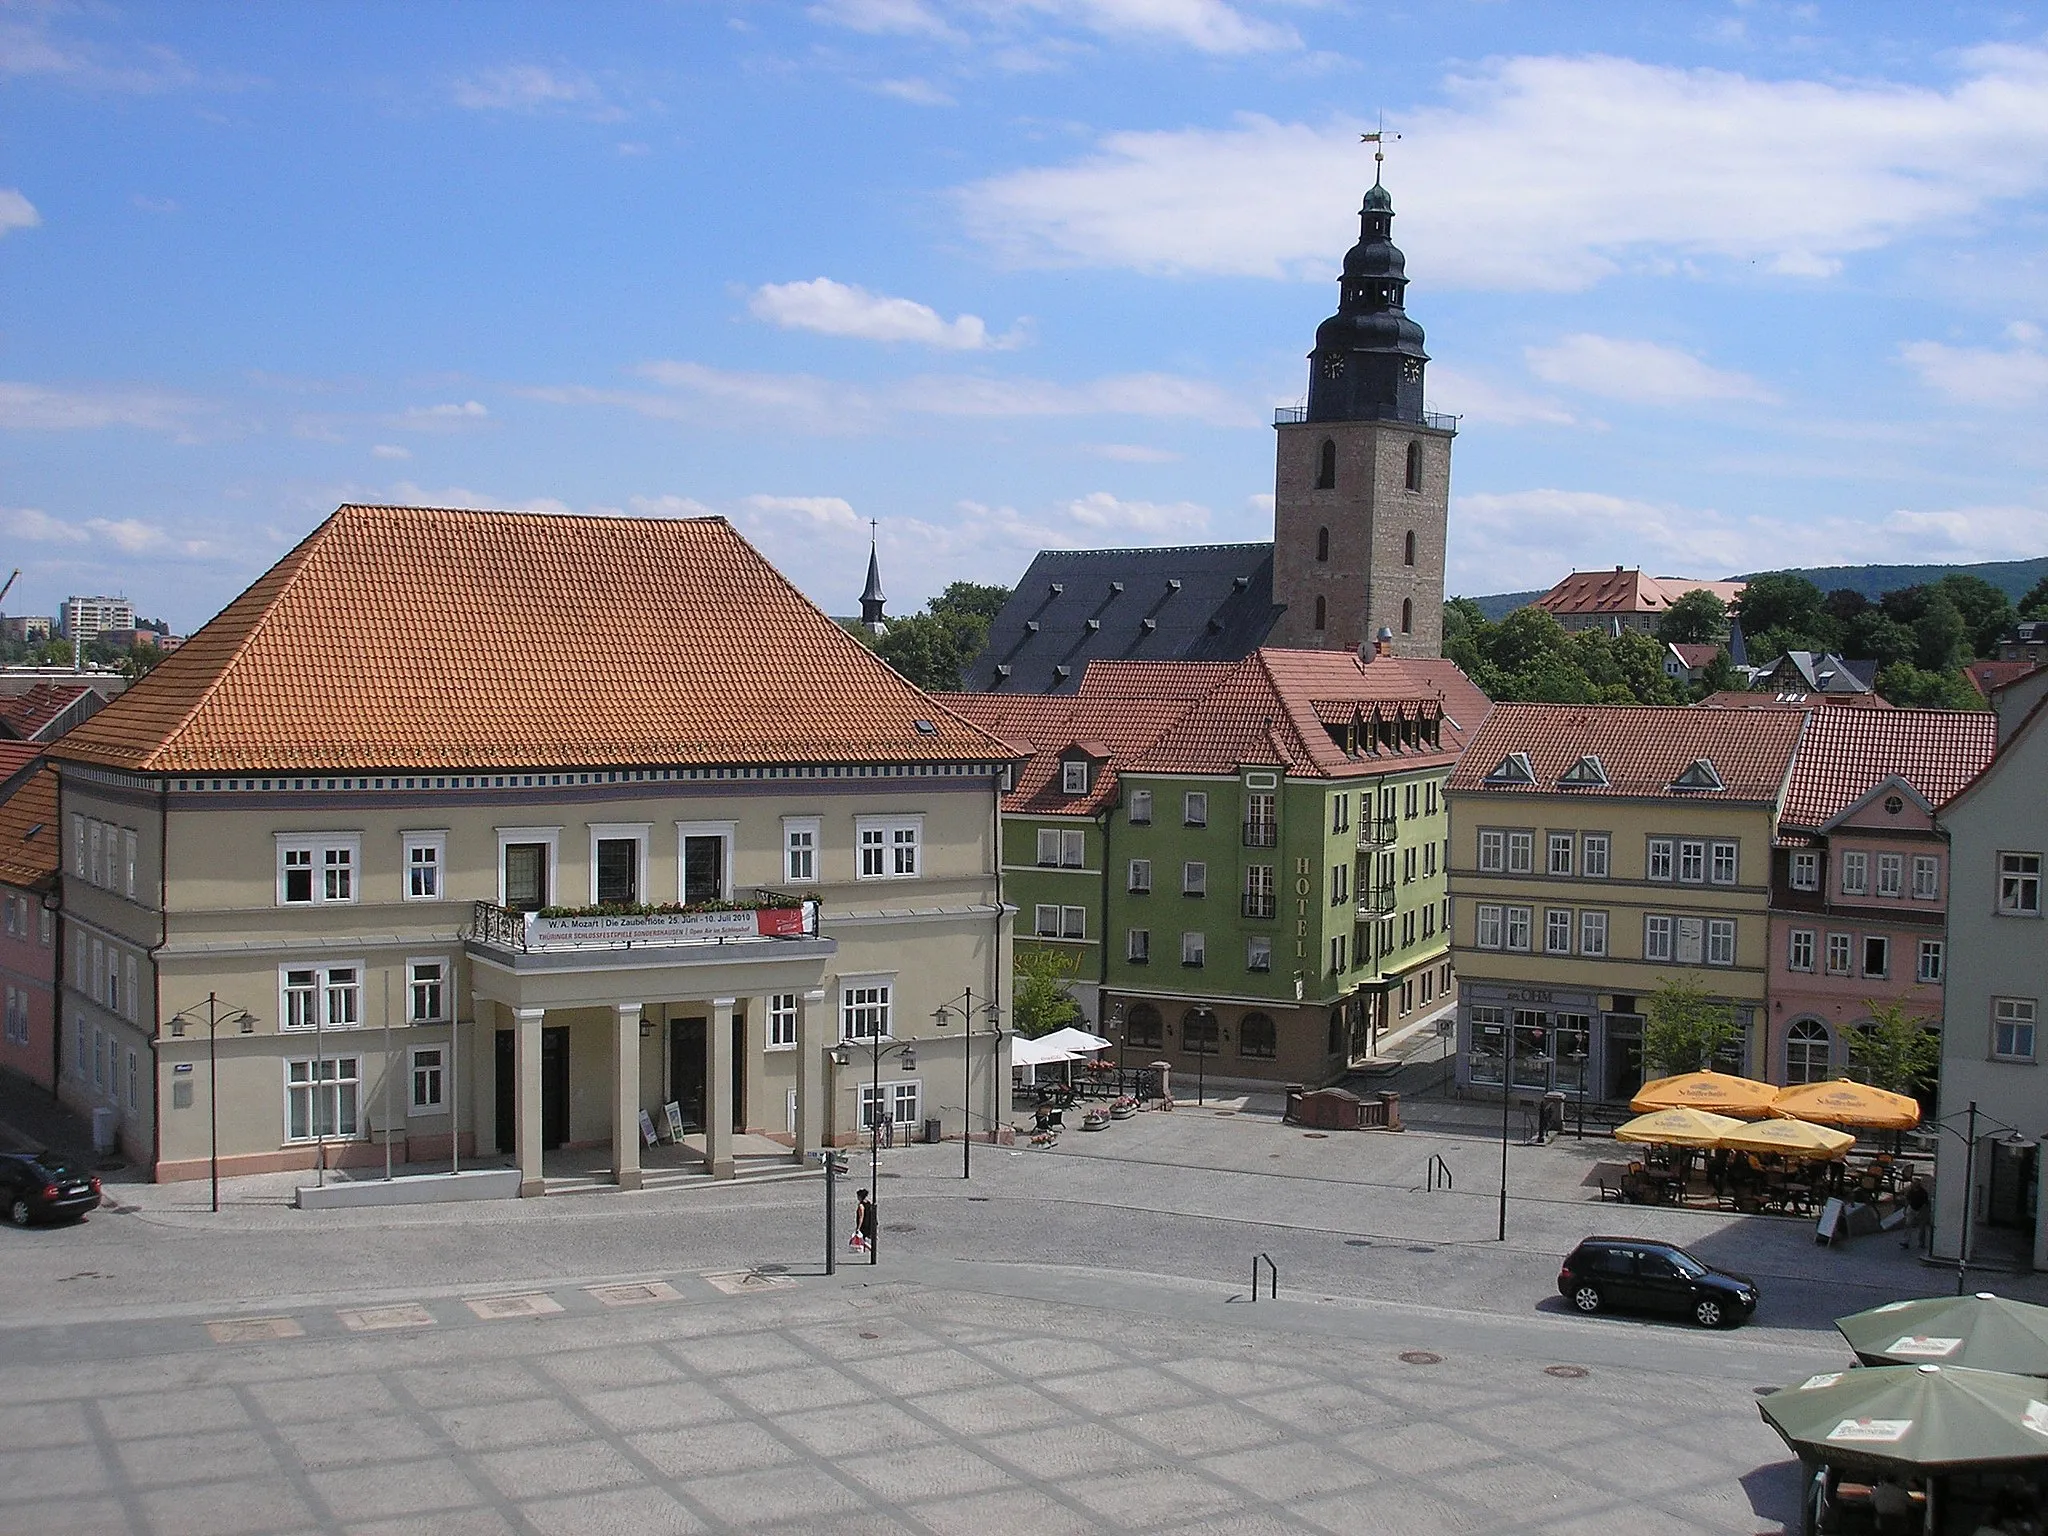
[859,520,887,633]
[1304,173,1428,424]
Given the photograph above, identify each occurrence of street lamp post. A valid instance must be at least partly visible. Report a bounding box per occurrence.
[832,1035,917,1264]
[1496,1024,1550,1242]
[1937,1100,2034,1296]
[933,991,1003,1180]
[168,993,255,1214]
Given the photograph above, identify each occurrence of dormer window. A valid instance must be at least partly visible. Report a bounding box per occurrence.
[1671,758,1725,792]
[1485,753,1535,786]
[1559,755,1608,788]
[1062,761,1089,795]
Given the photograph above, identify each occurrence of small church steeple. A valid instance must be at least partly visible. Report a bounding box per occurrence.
[1305,159,1428,425]
[859,520,887,634]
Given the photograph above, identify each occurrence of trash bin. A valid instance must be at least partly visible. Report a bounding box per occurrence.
[91,1106,119,1154]
[923,1116,943,1145]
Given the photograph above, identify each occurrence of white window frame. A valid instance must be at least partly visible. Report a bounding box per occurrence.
[1999,853,2041,916]
[1128,790,1152,825]
[1710,841,1739,886]
[1644,915,1674,962]
[1034,904,1061,938]
[123,829,137,900]
[783,817,820,886]
[1061,906,1085,939]
[1648,838,1674,882]
[1329,933,1346,976]
[1126,928,1150,963]
[277,960,365,1031]
[767,993,798,1050]
[839,975,894,1042]
[1475,904,1503,950]
[90,938,102,1004]
[1546,833,1573,877]
[1478,830,1505,873]
[1581,833,1609,880]
[1917,940,1944,984]
[1706,918,1736,967]
[1789,929,1815,972]
[1506,831,1534,874]
[88,821,101,888]
[1544,908,1572,955]
[1182,861,1207,897]
[1060,829,1085,867]
[1678,839,1706,884]
[1841,851,1869,896]
[285,1055,361,1143]
[1912,855,1940,902]
[495,826,562,909]
[1182,792,1208,828]
[402,830,447,902]
[1825,933,1852,975]
[1181,931,1205,967]
[1862,934,1889,979]
[276,832,363,906]
[1246,934,1270,971]
[1504,906,1531,952]
[71,813,83,877]
[855,816,923,881]
[1062,760,1089,795]
[406,957,449,1024]
[1993,998,2037,1062]
[1037,828,1061,866]
[1579,909,1608,957]
[1790,851,1819,891]
[674,820,737,903]
[580,822,650,907]
[1877,853,1904,898]
[124,955,136,1024]
[1128,858,1152,894]
[408,1046,445,1116]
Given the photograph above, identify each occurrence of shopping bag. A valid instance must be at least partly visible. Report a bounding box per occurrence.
[849,1233,866,1252]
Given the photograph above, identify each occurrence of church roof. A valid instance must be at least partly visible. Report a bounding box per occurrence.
[961,543,1282,693]
[52,504,1013,775]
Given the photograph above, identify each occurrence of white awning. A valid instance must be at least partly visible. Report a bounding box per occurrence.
[1010,1035,1080,1068]
[1035,1026,1111,1055]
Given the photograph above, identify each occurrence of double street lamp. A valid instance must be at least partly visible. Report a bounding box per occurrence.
[168,992,256,1214]
[831,1035,917,1263]
[931,991,1002,1180]
[1935,1100,2034,1296]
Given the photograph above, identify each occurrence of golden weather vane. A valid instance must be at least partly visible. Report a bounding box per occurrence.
[1360,114,1400,183]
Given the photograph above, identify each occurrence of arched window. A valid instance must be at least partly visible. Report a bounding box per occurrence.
[1403,530,1416,567]
[1315,526,1330,563]
[1125,1002,1162,1049]
[1404,440,1422,492]
[1400,598,1413,634]
[1785,1020,1831,1085]
[1239,1012,1277,1059]
[1313,595,1327,631]
[1316,439,1336,490]
[1182,1007,1219,1055]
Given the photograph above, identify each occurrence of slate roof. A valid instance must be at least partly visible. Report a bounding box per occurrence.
[1695,690,1893,712]
[1126,650,1491,780]
[1537,569,1747,620]
[1778,707,2000,830]
[52,504,1014,775]
[961,544,1282,694]
[0,762,57,890]
[945,660,1230,815]
[0,682,101,743]
[1450,704,1804,805]
[1762,651,1877,694]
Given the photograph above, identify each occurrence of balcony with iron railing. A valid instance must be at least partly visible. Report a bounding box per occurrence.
[1242,820,1278,848]
[1242,893,1277,920]
[468,889,823,957]
[1274,404,1460,433]
[1356,818,1400,850]
[1356,885,1397,917]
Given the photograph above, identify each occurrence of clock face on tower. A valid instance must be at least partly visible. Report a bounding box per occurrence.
[1320,353,1346,380]
[1401,358,1422,381]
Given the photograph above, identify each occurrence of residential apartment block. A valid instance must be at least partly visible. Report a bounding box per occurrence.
[1766,709,1997,1086]
[61,595,136,641]
[50,505,1016,1194]
[1447,706,1804,1103]
[0,756,57,1095]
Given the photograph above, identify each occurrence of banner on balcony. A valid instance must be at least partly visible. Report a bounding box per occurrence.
[526,906,812,950]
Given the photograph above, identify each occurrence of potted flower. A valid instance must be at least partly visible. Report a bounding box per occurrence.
[1109,1096,1138,1121]
[1081,1106,1110,1131]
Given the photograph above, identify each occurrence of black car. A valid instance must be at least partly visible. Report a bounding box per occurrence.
[1557,1237,1757,1328]
[0,1152,102,1226]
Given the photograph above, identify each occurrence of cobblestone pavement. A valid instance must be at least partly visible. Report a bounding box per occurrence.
[0,1075,2030,1535]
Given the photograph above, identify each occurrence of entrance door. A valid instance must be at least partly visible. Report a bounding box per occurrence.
[732,1012,746,1132]
[670,1017,706,1130]
[494,1026,571,1152]
[1604,1015,1644,1102]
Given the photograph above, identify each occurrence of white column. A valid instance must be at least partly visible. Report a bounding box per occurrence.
[613,1003,643,1190]
[513,1006,546,1198]
[706,996,735,1179]
[793,988,826,1164]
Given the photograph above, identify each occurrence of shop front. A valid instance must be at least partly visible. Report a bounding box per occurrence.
[1462,984,1596,1103]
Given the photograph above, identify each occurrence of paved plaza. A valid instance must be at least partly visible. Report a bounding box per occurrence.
[1,1076,2036,1535]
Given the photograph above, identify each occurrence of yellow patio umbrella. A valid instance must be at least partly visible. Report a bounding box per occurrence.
[1613,1107,1747,1148]
[1631,1070,1778,1119]
[1769,1078,1921,1131]
[1717,1117,1856,1160]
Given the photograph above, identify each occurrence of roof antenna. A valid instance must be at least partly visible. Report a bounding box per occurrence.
[1361,114,1399,187]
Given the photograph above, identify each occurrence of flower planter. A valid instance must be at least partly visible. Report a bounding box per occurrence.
[1082,1111,1110,1131]
[1109,1103,1136,1120]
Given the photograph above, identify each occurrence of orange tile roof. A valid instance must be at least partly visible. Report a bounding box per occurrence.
[1538,569,1747,618]
[1126,650,1492,779]
[0,763,57,889]
[1778,707,1999,829]
[0,742,43,786]
[0,683,96,742]
[1965,659,2040,699]
[52,505,1014,774]
[1695,689,1892,711]
[1450,703,1804,804]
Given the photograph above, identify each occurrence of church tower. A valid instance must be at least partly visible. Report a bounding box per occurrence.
[1268,172,1453,658]
[859,522,888,634]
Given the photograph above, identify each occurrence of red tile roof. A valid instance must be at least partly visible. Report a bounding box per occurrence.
[1450,703,1804,804]
[1964,659,2040,699]
[1778,707,2000,829]
[1125,650,1491,779]
[1695,690,1892,711]
[0,683,96,742]
[1670,643,1721,669]
[1537,569,1747,619]
[0,763,57,889]
[0,743,43,787]
[52,505,1014,774]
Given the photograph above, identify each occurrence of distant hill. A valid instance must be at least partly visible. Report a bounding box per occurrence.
[1458,555,2047,622]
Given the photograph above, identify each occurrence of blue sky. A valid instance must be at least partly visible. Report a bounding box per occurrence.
[2,1,2046,632]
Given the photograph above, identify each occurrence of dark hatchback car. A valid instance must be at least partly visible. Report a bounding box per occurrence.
[0,1152,102,1226]
[1558,1237,1758,1328]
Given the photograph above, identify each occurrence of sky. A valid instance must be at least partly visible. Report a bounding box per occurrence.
[2,0,2047,633]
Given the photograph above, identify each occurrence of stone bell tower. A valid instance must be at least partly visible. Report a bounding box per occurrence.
[1268,171,1453,658]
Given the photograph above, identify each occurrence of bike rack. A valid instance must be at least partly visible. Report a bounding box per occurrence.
[1251,1252,1278,1302]
[1426,1153,1453,1191]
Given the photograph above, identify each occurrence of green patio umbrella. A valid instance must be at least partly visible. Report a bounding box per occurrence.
[1759,1363,2048,1474]
[1837,1294,2048,1375]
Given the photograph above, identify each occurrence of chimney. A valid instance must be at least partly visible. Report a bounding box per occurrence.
[1371,625,1394,661]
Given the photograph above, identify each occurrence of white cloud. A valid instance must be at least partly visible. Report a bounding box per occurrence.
[1062,489,1209,536]
[397,400,492,432]
[874,77,957,106]
[370,443,412,460]
[0,189,39,238]
[1448,487,2048,596]
[3,506,88,545]
[808,0,963,40]
[0,19,226,92]
[1087,442,1180,462]
[1900,336,2048,407]
[1010,0,1298,54]
[747,278,1019,350]
[0,381,203,434]
[891,370,1242,423]
[1422,365,1578,427]
[1526,334,1778,405]
[626,494,721,519]
[87,518,169,554]
[960,45,2048,289]
[451,64,607,113]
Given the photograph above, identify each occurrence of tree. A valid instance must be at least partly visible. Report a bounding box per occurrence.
[1934,573,2014,657]
[1655,589,1727,646]
[1694,648,1738,697]
[1642,976,1739,1076]
[118,643,165,681]
[874,613,965,692]
[2020,575,2048,622]
[1011,947,1081,1039]
[1846,1001,1941,1097]
[1875,662,1984,710]
[1844,610,1917,672]
[1911,594,1968,673]
[1736,573,1836,653]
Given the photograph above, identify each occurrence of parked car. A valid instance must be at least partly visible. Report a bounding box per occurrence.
[1557,1236,1757,1328]
[0,1152,102,1226]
